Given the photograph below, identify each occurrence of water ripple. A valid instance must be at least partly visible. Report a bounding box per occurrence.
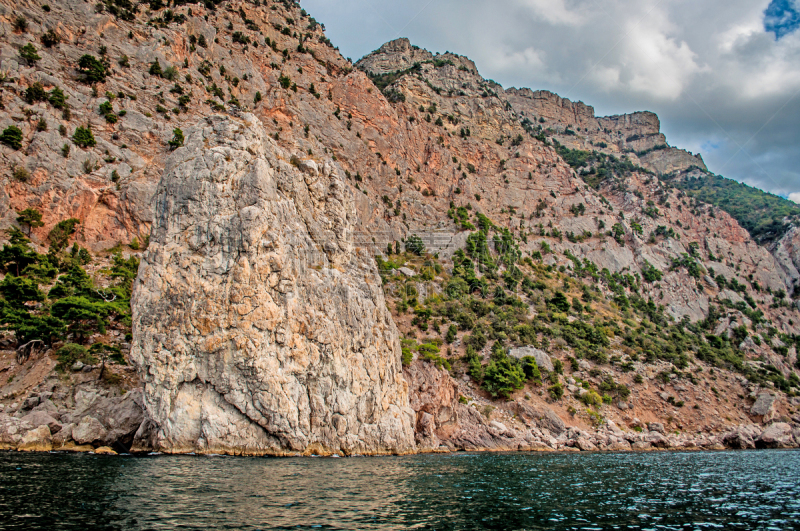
[0,450,798,530]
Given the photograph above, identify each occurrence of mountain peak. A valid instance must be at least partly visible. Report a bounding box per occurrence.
[357,38,479,77]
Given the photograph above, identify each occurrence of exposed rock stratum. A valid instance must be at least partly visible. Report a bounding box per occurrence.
[131,114,415,456]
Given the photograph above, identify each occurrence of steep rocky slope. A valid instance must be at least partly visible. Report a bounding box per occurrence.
[1,0,799,455]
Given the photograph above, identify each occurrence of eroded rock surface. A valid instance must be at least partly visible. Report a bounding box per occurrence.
[131,114,415,456]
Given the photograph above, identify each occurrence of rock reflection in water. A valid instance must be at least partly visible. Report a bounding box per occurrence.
[0,450,799,530]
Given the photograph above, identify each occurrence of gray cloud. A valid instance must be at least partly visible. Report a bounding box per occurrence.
[302,0,800,199]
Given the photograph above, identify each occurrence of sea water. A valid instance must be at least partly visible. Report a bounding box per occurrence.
[0,449,798,530]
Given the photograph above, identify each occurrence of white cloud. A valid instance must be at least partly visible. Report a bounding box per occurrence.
[790,193,800,204]
[494,46,545,69]
[492,46,549,78]
[589,65,622,92]
[621,24,703,99]
[512,0,585,26]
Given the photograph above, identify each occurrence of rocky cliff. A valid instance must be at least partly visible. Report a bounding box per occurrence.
[1,0,799,456]
[131,113,414,455]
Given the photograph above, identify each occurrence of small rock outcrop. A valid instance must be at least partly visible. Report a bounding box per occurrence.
[405,361,565,451]
[750,392,777,417]
[131,114,415,456]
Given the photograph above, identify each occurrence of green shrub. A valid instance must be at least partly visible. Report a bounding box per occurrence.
[149,60,163,76]
[48,87,68,108]
[445,324,457,343]
[463,327,487,349]
[77,54,108,83]
[0,275,44,306]
[51,296,113,343]
[72,125,96,148]
[162,66,178,81]
[405,234,425,256]
[48,218,80,252]
[99,101,118,123]
[19,43,40,64]
[483,355,525,399]
[418,341,451,371]
[548,382,564,400]
[232,31,250,45]
[641,261,663,282]
[11,166,30,182]
[12,16,27,33]
[24,82,47,104]
[580,390,602,406]
[520,355,541,383]
[548,291,570,313]
[1,125,23,150]
[401,346,413,366]
[16,208,43,232]
[56,343,95,371]
[41,29,60,48]
[168,128,184,150]
[90,342,125,365]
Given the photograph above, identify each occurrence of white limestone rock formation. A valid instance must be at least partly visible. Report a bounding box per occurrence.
[131,114,415,456]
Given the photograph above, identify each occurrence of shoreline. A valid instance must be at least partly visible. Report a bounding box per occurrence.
[3,442,797,458]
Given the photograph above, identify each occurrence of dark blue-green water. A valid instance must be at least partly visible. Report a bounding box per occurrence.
[0,450,798,530]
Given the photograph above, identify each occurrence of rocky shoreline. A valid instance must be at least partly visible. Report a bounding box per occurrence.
[2,386,798,457]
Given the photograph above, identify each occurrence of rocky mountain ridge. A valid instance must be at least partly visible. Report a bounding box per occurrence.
[0,0,799,456]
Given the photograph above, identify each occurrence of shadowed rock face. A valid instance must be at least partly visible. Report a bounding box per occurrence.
[131,114,415,456]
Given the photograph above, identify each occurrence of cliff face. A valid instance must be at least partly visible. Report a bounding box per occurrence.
[503,89,706,175]
[131,113,414,455]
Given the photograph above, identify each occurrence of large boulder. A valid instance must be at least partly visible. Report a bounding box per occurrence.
[606,439,633,451]
[131,114,415,456]
[20,411,62,434]
[648,431,670,448]
[723,431,755,449]
[750,392,777,417]
[508,347,554,372]
[72,416,108,445]
[0,414,27,448]
[18,425,52,452]
[78,389,146,450]
[722,425,760,449]
[756,423,796,449]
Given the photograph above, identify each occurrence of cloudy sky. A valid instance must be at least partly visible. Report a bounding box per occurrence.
[302,0,800,202]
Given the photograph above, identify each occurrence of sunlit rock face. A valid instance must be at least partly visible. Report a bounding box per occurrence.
[131,114,415,456]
